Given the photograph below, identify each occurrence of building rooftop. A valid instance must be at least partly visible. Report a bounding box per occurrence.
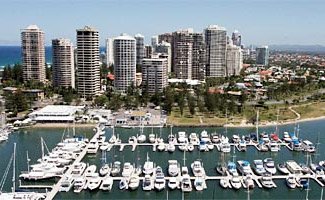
[26,24,40,30]
[115,33,135,41]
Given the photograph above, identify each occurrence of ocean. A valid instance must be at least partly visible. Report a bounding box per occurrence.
[0,46,106,67]
[0,120,325,199]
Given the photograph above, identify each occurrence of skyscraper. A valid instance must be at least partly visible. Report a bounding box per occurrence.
[204,25,227,77]
[226,42,243,76]
[106,38,114,66]
[21,25,46,83]
[76,26,101,98]
[52,38,75,88]
[256,46,269,66]
[151,35,158,50]
[134,34,145,67]
[155,41,172,73]
[113,34,136,92]
[231,30,242,47]
[191,33,206,80]
[142,58,168,94]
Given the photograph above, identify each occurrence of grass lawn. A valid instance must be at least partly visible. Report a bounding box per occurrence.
[294,101,325,119]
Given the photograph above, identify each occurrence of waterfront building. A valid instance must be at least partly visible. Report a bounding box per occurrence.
[231,30,242,47]
[52,38,75,88]
[113,34,136,92]
[135,34,145,67]
[142,58,168,94]
[204,25,227,77]
[256,46,269,66]
[76,26,101,98]
[21,25,46,83]
[155,41,172,73]
[172,29,205,80]
[226,42,243,76]
[106,38,114,66]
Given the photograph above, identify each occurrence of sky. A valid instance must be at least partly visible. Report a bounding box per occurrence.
[0,0,324,46]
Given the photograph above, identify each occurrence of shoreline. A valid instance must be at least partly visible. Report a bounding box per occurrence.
[28,123,97,129]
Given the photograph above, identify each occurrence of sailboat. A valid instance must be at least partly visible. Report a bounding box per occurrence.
[0,143,45,200]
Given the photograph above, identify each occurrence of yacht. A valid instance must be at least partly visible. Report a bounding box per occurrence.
[227,162,238,176]
[59,175,74,192]
[99,176,113,191]
[168,177,179,190]
[178,131,187,143]
[119,177,129,190]
[181,174,192,192]
[100,142,109,151]
[230,175,241,190]
[302,140,316,153]
[143,154,154,175]
[84,165,97,177]
[128,175,140,190]
[142,175,154,191]
[211,133,220,143]
[157,141,165,151]
[99,164,111,177]
[189,132,199,145]
[199,141,208,151]
[243,175,255,189]
[19,164,65,180]
[194,176,207,191]
[291,138,303,151]
[253,160,266,175]
[137,134,146,143]
[282,132,292,143]
[238,140,247,152]
[122,162,134,177]
[207,141,214,150]
[87,173,101,190]
[232,135,240,143]
[168,134,177,144]
[258,140,269,152]
[168,160,179,177]
[148,134,156,143]
[200,130,210,143]
[261,133,270,143]
[111,161,121,176]
[220,178,230,188]
[191,160,205,177]
[237,160,253,175]
[263,158,277,175]
[220,138,231,153]
[187,143,194,152]
[167,142,175,153]
[87,139,99,154]
[268,141,280,152]
[73,176,86,193]
[286,175,297,189]
[154,166,166,191]
[260,175,274,189]
[128,136,137,144]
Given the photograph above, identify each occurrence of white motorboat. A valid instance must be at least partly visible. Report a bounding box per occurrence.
[154,166,166,191]
[230,175,241,190]
[128,136,137,144]
[220,141,231,153]
[227,162,238,176]
[99,176,113,191]
[119,177,129,190]
[277,163,290,174]
[108,134,117,144]
[194,176,207,191]
[198,141,208,151]
[59,175,74,192]
[128,175,140,190]
[238,140,247,151]
[149,134,156,143]
[111,161,121,176]
[167,142,175,152]
[263,158,277,175]
[19,165,64,180]
[137,134,146,143]
[143,153,154,175]
[99,164,111,177]
[211,133,220,143]
[191,160,205,177]
[157,142,165,151]
[178,131,187,143]
[181,174,192,192]
[71,162,87,177]
[283,132,292,143]
[237,160,253,175]
[168,177,179,190]
[232,134,240,143]
[97,135,106,145]
[84,165,97,178]
[168,134,177,144]
[168,160,179,177]
[142,175,154,191]
[207,141,214,150]
[87,173,101,190]
[220,178,230,188]
[87,139,99,154]
[200,130,210,143]
[187,143,194,152]
[100,142,109,151]
[122,162,134,177]
[243,175,255,189]
[178,144,188,152]
[286,175,297,189]
[268,141,280,152]
[253,160,267,175]
[260,175,275,189]
[189,132,199,145]
[73,176,86,193]
[302,140,316,153]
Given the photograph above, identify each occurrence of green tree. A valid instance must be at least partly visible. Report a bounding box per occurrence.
[187,95,196,116]
[94,95,109,107]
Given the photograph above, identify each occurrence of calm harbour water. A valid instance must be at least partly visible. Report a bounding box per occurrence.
[1,120,325,200]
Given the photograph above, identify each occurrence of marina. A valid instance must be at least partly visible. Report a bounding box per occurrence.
[0,120,325,199]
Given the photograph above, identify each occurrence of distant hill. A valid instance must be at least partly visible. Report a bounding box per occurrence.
[269,45,325,53]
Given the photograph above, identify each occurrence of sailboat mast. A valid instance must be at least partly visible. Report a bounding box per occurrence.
[256,109,259,141]
[276,109,279,134]
[12,143,16,192]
